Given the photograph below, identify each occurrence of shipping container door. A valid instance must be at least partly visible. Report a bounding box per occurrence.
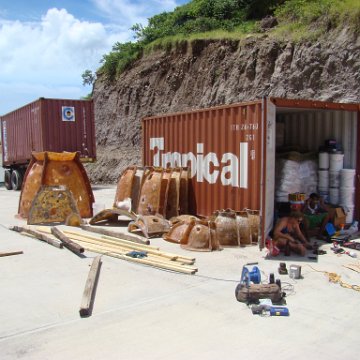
[261,98,276,248]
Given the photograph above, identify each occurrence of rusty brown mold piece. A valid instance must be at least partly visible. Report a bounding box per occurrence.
[247,209,260,244]
[19,152,94,219]
[214,209,240,247]
[89,208,137,225]
[113,166,137,208]
[166,168,181,219]
[128,215,171,238]
[114,166,190,220]
[179,168,190,215]
[236,211,251,246]
[169,214,199,225]
[27,185,80,225]
[130,167,145,213]
[181,219,221,252]
[163,220,189,244]
[137,167,163,216]
[159,169,172,217]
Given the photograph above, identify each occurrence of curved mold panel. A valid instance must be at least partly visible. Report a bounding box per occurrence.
[18,151,94,219]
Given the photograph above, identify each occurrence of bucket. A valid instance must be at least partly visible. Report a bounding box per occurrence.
[318,170,329,188]
[318,186,329,192]
[340,187,355,206]
[340,169,355,188]
[329,187,340,204]
[329,170,341,188]
[329,152,344,171]
[318,190,329,202]
[289,265,301,279]
[318,152,329,169]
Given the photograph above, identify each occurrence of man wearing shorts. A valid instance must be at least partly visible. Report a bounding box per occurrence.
[272,211,312,256]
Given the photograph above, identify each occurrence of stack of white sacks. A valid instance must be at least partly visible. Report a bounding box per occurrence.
[318,151,356,223]
[275,158,318,203]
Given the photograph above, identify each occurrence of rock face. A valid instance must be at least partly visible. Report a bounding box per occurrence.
[89,27,360,183]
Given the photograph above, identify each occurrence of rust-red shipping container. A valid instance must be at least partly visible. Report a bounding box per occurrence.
[1,97,96,190]
[143,97,360,247]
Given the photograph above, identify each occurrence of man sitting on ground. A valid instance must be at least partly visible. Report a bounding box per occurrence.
[302,193,332,240]
[273,211,312,256]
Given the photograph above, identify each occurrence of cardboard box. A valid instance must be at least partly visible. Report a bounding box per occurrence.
[288,193,306,202]
[334,207,346,227]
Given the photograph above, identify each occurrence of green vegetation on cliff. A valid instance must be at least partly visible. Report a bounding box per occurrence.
[95,0,360,81]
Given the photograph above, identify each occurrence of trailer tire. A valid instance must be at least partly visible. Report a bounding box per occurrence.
[4,170,13,190]
[10,170,23,191]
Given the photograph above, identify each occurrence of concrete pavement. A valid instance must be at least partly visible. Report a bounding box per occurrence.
[1,185,359,360]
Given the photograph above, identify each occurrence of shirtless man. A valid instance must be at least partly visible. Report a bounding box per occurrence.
[273,211,312,256]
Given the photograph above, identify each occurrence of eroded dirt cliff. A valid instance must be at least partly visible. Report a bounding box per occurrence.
[88,27,360,183]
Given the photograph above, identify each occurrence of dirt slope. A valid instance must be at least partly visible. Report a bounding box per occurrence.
[88,27,360,183]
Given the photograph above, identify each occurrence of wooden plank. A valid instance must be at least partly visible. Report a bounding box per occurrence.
[69,239,197,274]
[37,226,160,251]
[86,248,197,274]
[73,239,196,270]
[0,251,23,257]
[10,226,63,249]
[79,256,102,317]
[51,227,84,254]
[36,225,196,265]
[81,225,150,245]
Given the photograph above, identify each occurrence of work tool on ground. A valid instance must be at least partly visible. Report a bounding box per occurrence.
[240,265,261,286]
[278,262,288,275]
[251,304,289,316]
[235,264,283,304]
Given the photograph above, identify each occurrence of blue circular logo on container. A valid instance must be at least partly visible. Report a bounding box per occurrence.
[62,106,75,122]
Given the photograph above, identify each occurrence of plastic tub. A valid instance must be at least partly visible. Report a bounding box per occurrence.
[318,152,329,170]
[318,170,329,188]
[340,169,355,188]
[329,170,341,188]
[340,187,355,206]
[318,190,329,203]
[329,187,340,204]
[329,152,344,171]
[318,186,329,192]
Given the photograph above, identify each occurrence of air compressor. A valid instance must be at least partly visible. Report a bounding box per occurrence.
[235,264,284,304]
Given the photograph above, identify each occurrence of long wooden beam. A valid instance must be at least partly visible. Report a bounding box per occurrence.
[10,226,63,249]
[51,227,84,254]
[0,251,23,257]
[81,225,149,245]
[79,256,102,317]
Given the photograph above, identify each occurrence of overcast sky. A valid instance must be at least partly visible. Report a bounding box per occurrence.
[0,0,188,115]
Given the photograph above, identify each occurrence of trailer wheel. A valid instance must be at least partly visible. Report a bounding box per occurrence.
[4,170,13,190]
[10,170,23,191]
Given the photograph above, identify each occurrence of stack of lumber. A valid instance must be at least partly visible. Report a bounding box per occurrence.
[35,225,197,274]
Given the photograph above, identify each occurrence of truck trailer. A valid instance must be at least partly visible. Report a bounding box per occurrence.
[0,97,96,190]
